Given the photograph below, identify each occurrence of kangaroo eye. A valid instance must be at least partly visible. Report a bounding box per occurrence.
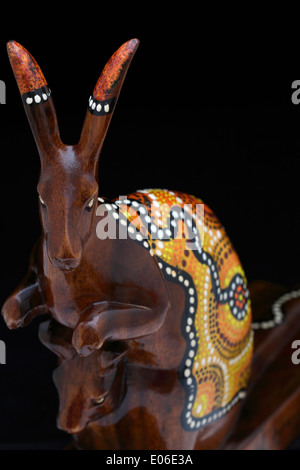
[39,195,46,208]
[86,198,95,211]
[93,397,105,405]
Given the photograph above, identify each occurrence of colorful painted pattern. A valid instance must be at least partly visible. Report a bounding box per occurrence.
[7,41,48,96]
[99,189,253,432]
[93,39,139,101]
[7,38,139,116]
[88,39,139,116]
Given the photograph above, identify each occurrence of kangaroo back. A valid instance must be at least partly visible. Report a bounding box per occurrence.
[102,188,253,431]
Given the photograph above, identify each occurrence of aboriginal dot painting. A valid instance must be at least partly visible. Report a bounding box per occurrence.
[99,189,253,432]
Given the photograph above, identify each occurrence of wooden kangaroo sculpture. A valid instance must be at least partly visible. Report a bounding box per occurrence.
[2,40,254,450]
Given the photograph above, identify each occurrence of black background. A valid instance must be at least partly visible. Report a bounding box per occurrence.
[0,27,300,450]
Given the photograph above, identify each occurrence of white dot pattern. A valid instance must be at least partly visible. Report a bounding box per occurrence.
[23,86,51,106]
[88,96,115,116]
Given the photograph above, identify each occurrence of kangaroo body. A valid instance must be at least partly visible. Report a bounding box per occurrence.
[2,40,253,450]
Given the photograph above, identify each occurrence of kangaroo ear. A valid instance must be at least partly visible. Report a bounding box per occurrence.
[7,40,62,160]
[39,320,74,360]
[77,39,139,167]
[97,341,129,376]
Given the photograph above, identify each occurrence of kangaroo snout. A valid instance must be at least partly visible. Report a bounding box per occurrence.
[57,412,87,435]
[51,257,81,271]
[45,221,83,272]
[47,234,82,271]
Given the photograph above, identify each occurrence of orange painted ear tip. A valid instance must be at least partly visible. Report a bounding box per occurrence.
[7,40,25,56]
[6,40,33,65]
[129,38,140,46]
[126,38,140,52]
[6,40,47,95]
[7,39,16,48]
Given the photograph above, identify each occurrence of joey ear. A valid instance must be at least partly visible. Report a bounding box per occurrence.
[7,40,62,160]
[39,320,74,360]
[77,39,139,167]
[97,341,129,375]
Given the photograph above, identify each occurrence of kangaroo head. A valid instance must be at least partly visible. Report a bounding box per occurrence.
[7,39,139,271]
[53,342,128,434]
[39,320,129,434]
